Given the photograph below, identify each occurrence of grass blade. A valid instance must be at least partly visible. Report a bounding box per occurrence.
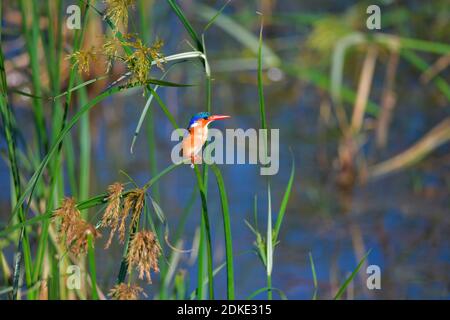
[211,165,235,300]
[0,23,32,300]
[167,0,203,52]
[273,153,295,242]
[193,165,214,299]
[309,252,318,300]
[334,249,372,300]
[258,20,267,132]
[87,234,99,300]
[9,86,129,224]
[203,0,231,33]
[266,183,273,300]
[197,4,280,67]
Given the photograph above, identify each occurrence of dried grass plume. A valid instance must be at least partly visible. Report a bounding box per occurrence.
[100,182,124,249]
[109,283,144,300]
[127,230,161,283]
[54,197,101,256]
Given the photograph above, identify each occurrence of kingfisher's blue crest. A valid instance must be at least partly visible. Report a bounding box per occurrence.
[188,112,210,129]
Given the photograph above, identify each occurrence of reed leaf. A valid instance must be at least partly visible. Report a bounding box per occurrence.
[210,165,235,300]
[334,250,371,300]
[309,252,318,300]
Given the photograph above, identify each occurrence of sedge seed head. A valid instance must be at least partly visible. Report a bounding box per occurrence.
[66,219,101,256]
[101,182,124,249]
[104,0,135,32]
[54,197,81,242]
[54,197,101,256]
[66,47,97,75]
[109,283,145,300]
[119,188,145,242]
[126,230,161,283]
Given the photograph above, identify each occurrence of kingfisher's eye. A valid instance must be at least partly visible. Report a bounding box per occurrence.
[203,117,208,120]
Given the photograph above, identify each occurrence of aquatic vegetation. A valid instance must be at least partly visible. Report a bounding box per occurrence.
[109,283,145,300]
[101,182,125,249]
[104,0,136,32]
[127,230,162,284]
[66,47,98,75]
[0,0,448,301]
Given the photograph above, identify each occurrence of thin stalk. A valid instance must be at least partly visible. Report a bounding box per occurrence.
[45,4,65,292]
[0,23,33,300]
[193,166,214,299]
[138,0,160,201]
[159,189,196,299]
[272,154,295,242]
[257,16,273,301]
[19,0,48,155]
[117,217,140,284]
[166,0,204,52]
[257,23,267,132]
[87,234,99,300]
[309,252,318,300]
[211,165,235,299]
[197,214,206,299]
[10,85,126,223]
[32,0,91,299]
[78,78,91,203]
[199,35,213,300]
[266,184,273,300]
[334,250,371,300]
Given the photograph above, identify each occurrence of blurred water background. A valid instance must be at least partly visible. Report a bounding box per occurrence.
[0,0,449,299]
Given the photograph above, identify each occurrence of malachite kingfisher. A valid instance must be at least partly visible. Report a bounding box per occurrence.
[182,112,230,166]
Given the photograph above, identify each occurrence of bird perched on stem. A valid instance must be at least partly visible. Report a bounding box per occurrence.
[182,112,230,167]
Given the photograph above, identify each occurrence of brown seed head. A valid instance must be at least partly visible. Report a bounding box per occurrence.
[54,197,81,242]
[127,230,161,283]
[54,197,101,256]
[66,219,101,256]
[109,283,144,300]
[101,182,124,249]
[120,188,145,242]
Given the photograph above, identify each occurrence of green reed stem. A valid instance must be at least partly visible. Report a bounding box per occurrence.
[267,274,272,300]
[273,154,295,243]
[167,0,204,52]
[19,0,47,155]
[334,250,371,300]
[0,18,33,300]
[197,210,206,299]
[199,44,213,299]
[10,85,125,224]
[309,252,318,300]
[31,0,90,299]
[211,165,235,299]
[137,0,160,201]
[193,165,214,299]
[139,2,218,297]
[87,234,98,300]
[78,79,91,203]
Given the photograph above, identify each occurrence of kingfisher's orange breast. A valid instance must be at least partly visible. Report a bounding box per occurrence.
[181,125,208,159]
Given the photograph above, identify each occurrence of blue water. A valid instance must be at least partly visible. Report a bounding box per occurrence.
[0,0,449,300]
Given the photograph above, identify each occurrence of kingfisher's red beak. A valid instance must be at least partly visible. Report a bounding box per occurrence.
[209,115,231,121]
